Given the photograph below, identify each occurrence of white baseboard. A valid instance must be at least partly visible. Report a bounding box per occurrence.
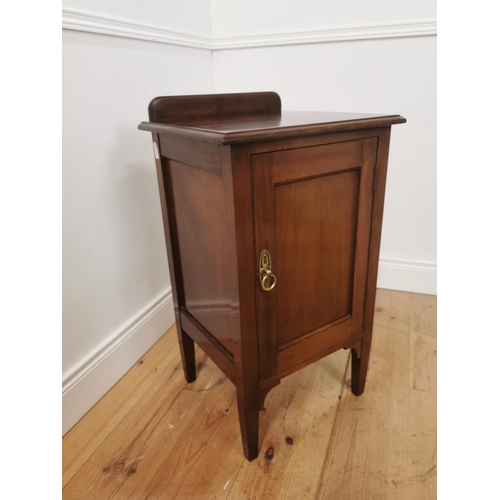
[377,257,436,295]
[62,287,174,435]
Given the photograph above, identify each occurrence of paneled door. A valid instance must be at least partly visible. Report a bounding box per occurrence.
[252,138,378,380]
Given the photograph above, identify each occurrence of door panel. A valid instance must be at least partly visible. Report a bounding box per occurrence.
[272,139,363,184]
[274,169,359,345]
[253,138,378,380]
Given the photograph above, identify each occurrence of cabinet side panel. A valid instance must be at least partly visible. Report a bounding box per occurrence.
[168,160,234,355]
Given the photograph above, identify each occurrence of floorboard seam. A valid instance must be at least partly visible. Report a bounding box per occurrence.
[63,329,177,489]
[314,351,350,499]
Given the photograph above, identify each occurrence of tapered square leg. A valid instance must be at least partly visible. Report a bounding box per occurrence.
[351,344,370,396]
[236,388,260,461]
[178,329,196,383]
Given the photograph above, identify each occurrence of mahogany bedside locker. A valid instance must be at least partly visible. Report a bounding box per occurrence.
[139,91,405,461]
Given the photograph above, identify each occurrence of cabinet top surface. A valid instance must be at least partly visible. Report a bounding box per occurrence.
[138,92,406,144]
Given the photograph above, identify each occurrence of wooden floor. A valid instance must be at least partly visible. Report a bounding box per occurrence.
[63,289,436,499]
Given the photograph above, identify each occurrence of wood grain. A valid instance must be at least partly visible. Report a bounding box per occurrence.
[227,349,350,500]
[169,160,234,355]
[408,293,437,500]
[159,135,222,174]
[139,110,406,145]
[317,289,437,500]
[271,138,363,184]
[63,289,436,499]
[148,91,282,124]
[253,136,376,383]
[62,326,179,488]
[63,347,243,499]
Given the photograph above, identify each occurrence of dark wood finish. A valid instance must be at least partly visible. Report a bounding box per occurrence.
[271,138,363,183]
[224,144,261,461]
[251,153,277,380]
[139,111,406,145]
[152,134,195,383]
[140,92,405,461]
[275,171,358,342]
[253,137,376,380]
[148,91,281,123]
[168,160,234,355]
[352,127,393,396]
[159,135,221,174]
[179,309,236,383]
[139,93,405,145]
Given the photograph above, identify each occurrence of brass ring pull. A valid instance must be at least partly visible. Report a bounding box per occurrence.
[259,249,277,292]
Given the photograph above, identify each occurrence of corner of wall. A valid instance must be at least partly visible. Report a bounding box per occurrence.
[207,0,217,93]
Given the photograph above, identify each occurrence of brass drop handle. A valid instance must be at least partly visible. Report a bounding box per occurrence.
[259,249,277,292]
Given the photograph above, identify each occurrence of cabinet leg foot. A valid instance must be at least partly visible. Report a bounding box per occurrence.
[178,330,196,383]
[351,344,369,396]
[237,390,259,461]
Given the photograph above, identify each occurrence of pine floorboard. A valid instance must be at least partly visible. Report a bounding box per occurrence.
[63,289,437,499]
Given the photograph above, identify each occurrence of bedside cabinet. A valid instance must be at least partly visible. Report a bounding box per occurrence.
[139,92,405,461]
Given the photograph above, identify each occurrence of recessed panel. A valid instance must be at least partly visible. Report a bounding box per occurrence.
[274,169,359,346]
[169,161,233,355]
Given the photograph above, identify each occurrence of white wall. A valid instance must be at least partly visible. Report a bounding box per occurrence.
[62,16,214,433]
[64,0,212,38]
[210,0,436,38]
[210,1,436,294]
